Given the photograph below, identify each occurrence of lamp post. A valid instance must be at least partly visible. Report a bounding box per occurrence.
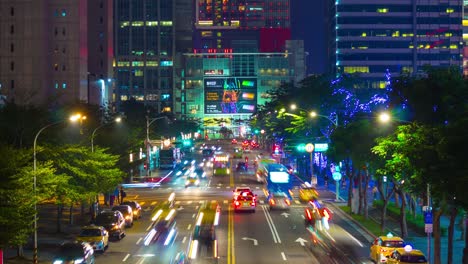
[91,117,122,153]
[146,115,168,176]
[33,113,85,264]
[288,104,339,127]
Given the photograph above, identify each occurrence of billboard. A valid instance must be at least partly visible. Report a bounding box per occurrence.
[204,78,257,114]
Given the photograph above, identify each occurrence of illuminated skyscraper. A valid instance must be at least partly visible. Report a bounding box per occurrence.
[330,0,463,88]
[114,0,176,112]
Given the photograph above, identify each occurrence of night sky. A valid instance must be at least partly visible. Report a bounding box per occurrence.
[291,0,326,75]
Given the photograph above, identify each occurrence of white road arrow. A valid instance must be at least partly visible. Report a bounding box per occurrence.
[281,212,290,218]
[295,237,308,246]
[177,206,184,211]
[242,237,258,246]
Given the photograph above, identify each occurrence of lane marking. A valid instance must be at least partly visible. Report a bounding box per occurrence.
[136,237,142,245]
[217,186,221,189]
[261,205,281,243]
[187,224,191,230]
[192,213,196,218]
[146,223,153,231]
[301,215,305,219]
[150,201,156,205]
[175,201,181,205]
[281,252,287,261]
[182,236,187,243]
[187,201,193,204]
[295,200,301,204]
[123,253,130,262]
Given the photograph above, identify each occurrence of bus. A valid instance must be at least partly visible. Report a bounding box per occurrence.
[255,158,277,183]
[212,153,230,176]
[256,159,293,200]
[159,147,180,169]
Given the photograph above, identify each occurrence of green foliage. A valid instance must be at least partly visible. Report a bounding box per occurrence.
[0,145,36,248]
[339,205,386,236]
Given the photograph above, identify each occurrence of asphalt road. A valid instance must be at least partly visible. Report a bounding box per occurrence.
[95,143,375,264]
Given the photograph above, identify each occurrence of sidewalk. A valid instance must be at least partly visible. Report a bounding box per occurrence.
[316,176,465,264]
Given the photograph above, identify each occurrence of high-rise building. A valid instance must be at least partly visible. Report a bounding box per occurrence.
[462,0,468,75]
[175,0,306,136]
[113,0,176,112]
[193,0,291,52]
[88,0,114,107]
[330,0,463,88]
[0,0,113,107]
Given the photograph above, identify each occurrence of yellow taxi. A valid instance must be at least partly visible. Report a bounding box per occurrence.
[370,233,405,263]
[76,225,109,252]
[387,245,428,264]
[298,183,319,202]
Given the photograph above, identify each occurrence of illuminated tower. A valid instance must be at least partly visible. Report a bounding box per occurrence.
[194,0,291,52]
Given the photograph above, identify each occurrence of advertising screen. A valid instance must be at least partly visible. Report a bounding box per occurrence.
[204,78,257,114]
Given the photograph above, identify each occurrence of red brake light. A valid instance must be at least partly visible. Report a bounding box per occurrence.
[270,199,276,205]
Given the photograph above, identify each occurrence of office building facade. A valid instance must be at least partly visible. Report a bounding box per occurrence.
[114,0,177,112]
[330,0,463,88]
[0,0,113,107]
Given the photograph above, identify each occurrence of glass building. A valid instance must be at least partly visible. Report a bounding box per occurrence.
[330,0,463,88]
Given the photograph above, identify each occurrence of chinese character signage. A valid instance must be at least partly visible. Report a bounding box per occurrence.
[204,78,257,114]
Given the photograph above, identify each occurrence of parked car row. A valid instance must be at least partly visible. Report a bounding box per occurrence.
[53,200,143,263]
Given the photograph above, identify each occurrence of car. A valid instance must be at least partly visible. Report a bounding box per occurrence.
[111,205,134,227]
[94,210,126,240]
[185,173,200,187]
[233,191,257,212]
[170,251,190,264]
[193,167,207,179]
[52,241,95,264]
[267,190,292,210]
[236,161,248,172]
[144,207,178,246]
[121,201,142,219]
[304,200,332,230]
[370,233,406,263]
[387,245,428,264]
[76,225,109,253]
[233,186,251,198]
[233,148,243,159]
[299,183,319,202]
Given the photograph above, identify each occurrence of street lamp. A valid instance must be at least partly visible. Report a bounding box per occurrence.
[91,117,122,152]
[309,111,338,127]
[33,113,86,264]
[146,115,168,176]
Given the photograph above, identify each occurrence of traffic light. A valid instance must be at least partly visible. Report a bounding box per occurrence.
[296,144,306,152]
[183,139,192,147]
[144,163,148,170]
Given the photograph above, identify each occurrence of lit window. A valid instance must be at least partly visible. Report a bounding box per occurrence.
[446,8,454,13]
[120,21,129,28]
[450,44,458,49]
[361,32,367,37]
[377,8,388,13]
[147,61,158,67]
[62,83,66,89]
[54,64,59,71]
[445,32,452,37]
[160,61,173,67]
[146,21,158,26]
[61,9,66,17]
[131,21,144,27]
[392,31,400,37]
[134,70,143,76]
[161,94,170,100]
[161,21,172,26]
[55,82,59,89]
